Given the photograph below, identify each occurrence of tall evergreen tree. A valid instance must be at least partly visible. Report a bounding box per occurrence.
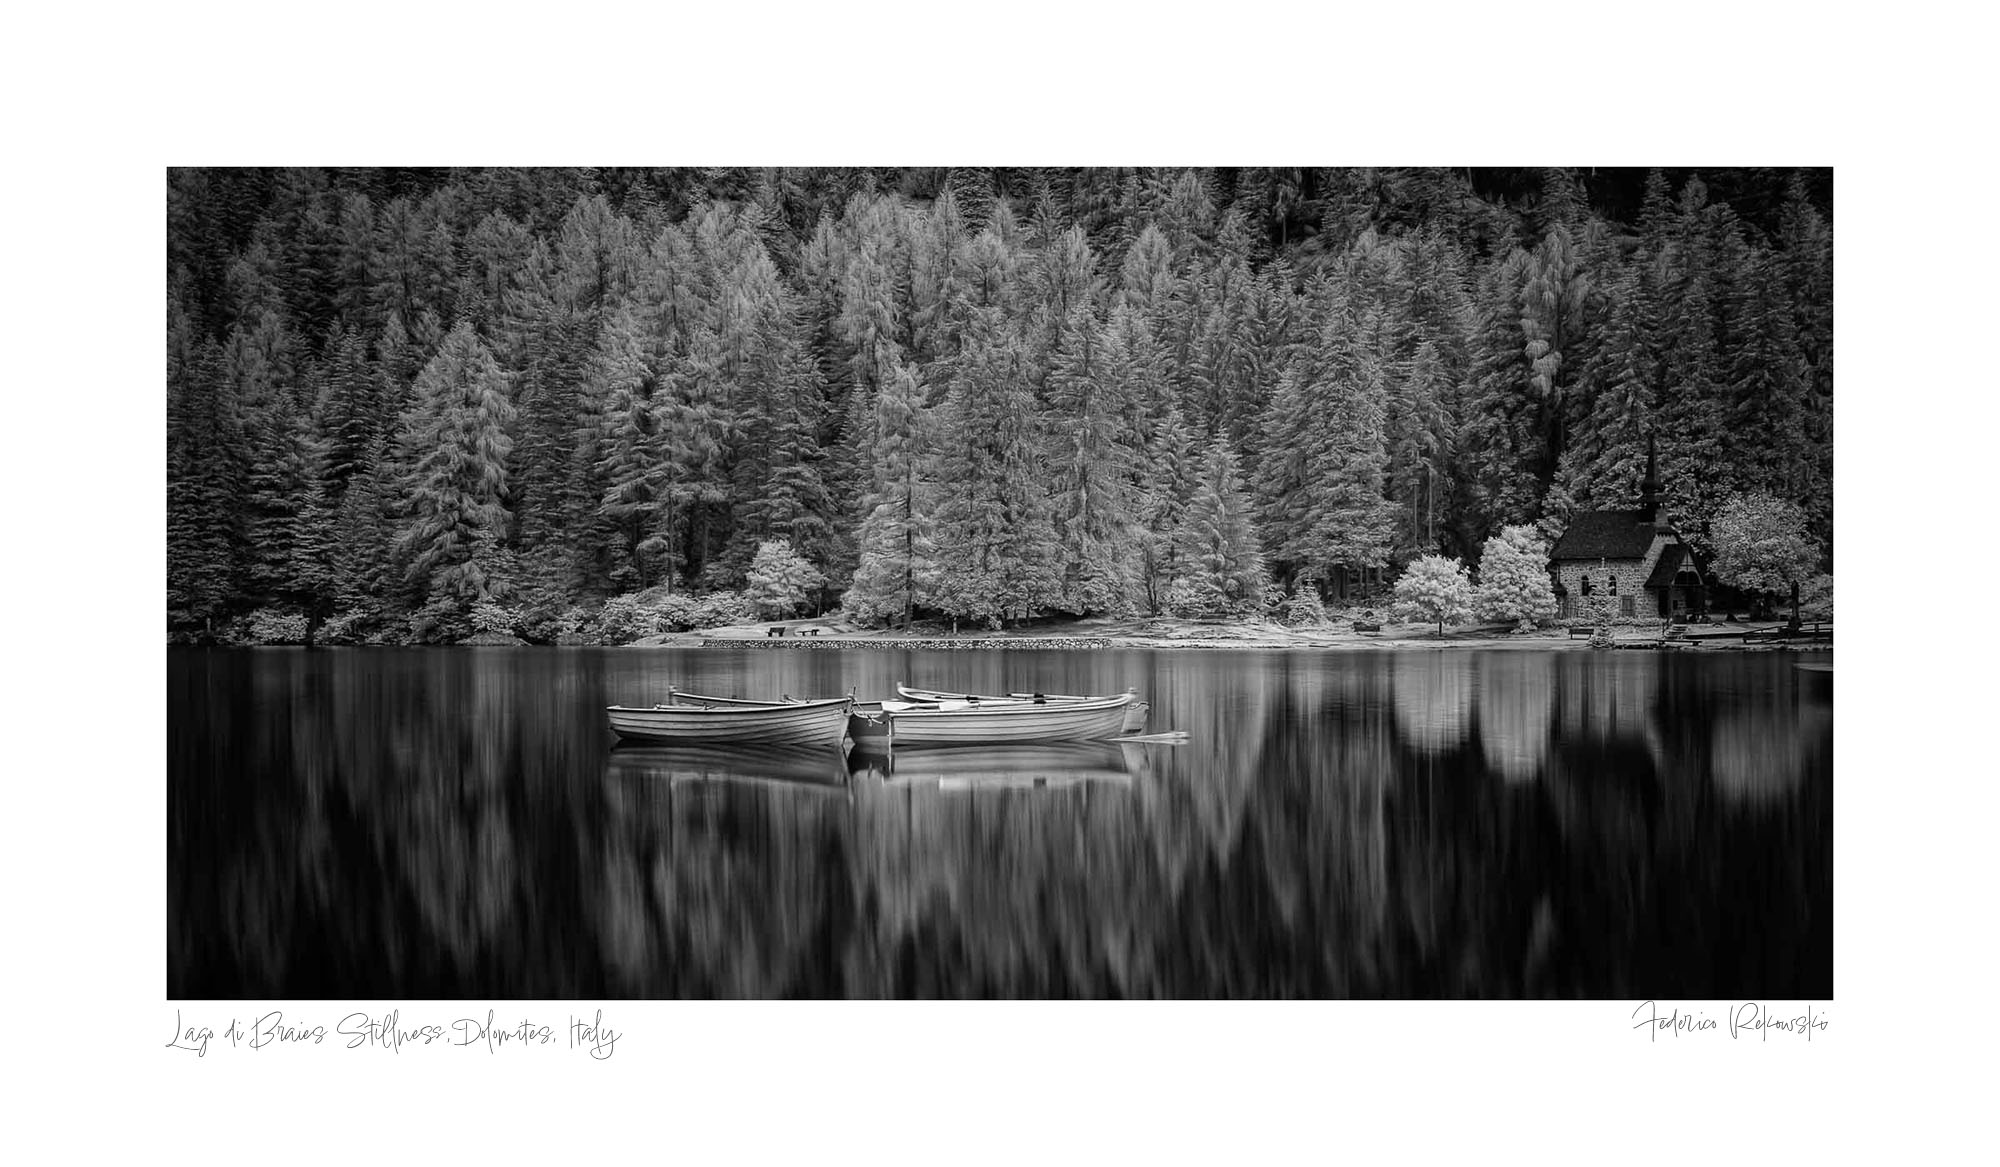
[846,361,933,626]
[926,310,1059,623]
[1173,437,1266,615]
[167,340,243,634]
[392,323,517,606]
[1046,304,1142,614]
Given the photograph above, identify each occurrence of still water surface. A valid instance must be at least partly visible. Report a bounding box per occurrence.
[169,647,1831,999]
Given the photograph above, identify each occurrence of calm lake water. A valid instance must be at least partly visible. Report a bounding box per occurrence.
[168,646,1832,999]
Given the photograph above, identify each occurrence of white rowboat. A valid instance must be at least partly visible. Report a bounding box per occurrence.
[605,688,853,746]
[849,686,1135,745]
[896,683,1150,735]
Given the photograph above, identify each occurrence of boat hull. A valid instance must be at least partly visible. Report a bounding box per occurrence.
[606,696,851,746]
[849,693,1134,745]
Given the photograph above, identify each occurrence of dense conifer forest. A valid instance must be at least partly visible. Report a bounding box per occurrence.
[165,167,1832,643]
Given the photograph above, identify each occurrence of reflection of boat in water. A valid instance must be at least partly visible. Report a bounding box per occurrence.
[605,742,852,788]
[849,685,1137,745]
[897,684,1151,735]
[852,741,1146,789]
[605,688,852,746]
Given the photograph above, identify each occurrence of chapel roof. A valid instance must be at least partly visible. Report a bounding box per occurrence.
[1548,510,1660,561]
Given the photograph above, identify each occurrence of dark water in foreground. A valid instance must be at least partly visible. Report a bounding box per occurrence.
[169,646,1832,999]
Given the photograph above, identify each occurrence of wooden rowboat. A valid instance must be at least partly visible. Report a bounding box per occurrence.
[605,688,852,746]
[896,683,1150,735]
[848,686,1135,745]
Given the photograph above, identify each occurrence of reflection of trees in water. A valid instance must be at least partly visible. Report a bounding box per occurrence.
[342,653,523,978]
[1475,654,1554,783]
[1208,722,1402,995]
[1711,704,1831,804]
[598,774,854,997]
[847,775,1155,995]
[1136,662,1271,887]
[173,648,1833,998]
[174,650,602,995]
[1391,653,1473,755]
[1553,654,1663,771]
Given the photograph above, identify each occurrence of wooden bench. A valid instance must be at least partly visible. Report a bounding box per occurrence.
[1352,621,1382,634]
[796,626,824,637]
[766,626,787,637]
[1567,626,1595,639]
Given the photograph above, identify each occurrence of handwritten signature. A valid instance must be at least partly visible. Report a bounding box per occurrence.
[1631,1000,1829,1041]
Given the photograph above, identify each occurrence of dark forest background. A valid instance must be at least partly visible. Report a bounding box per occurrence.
[165,166,1831,643]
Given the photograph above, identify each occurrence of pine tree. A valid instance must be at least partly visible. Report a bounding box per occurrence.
[1172,437,1265,616]
[322,325,381,490]
[458,210,533,339]
[592,309,667,588]
[722,282,837,573]
[1654,177,1738,546]
[334,191,378,331]
[1517,224,1596,486]
[845,361,933,627]
[1256,321,1398,597]
[1385,339,1453,552]
[167,340,243,635]
[1046,303,1142,614]
[393,323,517,606]
[243,383,316,599]
[908,188,972,364]
[1117,223,1178,316]
[1552,268,1653,516]
[332,433,397,614]
[945,167,996,232]
[1726,254,1815,507]
[926,310,1060,624]
[1776,174,1834,542]
[1461,250,1543,528]
[288,427,341,637]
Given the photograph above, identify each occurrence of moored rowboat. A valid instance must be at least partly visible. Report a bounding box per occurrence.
[896,683,1150,735]
[605,688,852,746]
[849,686,1135,745]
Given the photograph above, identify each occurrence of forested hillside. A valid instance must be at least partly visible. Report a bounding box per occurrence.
[165,167,1832,643]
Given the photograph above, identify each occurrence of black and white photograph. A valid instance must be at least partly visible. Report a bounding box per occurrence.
[14,3,1998,1163]
[166,164,1835,1001]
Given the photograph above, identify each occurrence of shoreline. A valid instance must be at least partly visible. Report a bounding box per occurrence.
[625,618,1828,653]
[175,617,1829,652]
